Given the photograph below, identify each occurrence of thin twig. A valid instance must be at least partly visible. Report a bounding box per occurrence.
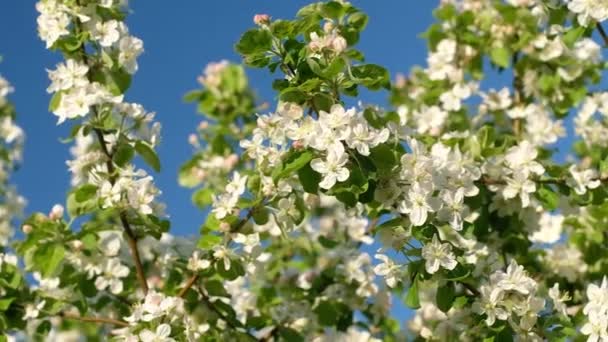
[598,22,608,46]
[460,282,480,296]
[60,312,129,327]
[178,274,199,298]
[74,14,149,295]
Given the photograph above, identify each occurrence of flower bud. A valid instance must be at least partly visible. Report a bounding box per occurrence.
[198,121,209,130]
[253,14,270,26]
[224,154,239,169]
[188,134,199,147]
[49,204,64,220]
[292,140,305,149]
[71,240,84,250]
[219,222,231,232]
[22,224,33,234]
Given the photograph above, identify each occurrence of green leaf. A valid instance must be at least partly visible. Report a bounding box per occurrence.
[369,144,396,171]
[351,64,390,90]
[273,150,314,181]
[490,47,511,68]
[235,29,272,55]
[562,26,586,47]
[321,1,345,19]
[192,188,213,209]
[48,91,62,112]
[0,298,14,311]
[347,12,369,31]
[74,184,98,203]
[312,93,333,112]
[278,327,305,342]
[436,281,455,313]
[39,244,65,277]
[298,162,322,193]
[252,206,270,225]
[405,276,421,309]
[113,144,135,167]
[91,68,132,95]
[536,184,559,211]
[197,234,222,249]
[135,141,161,172]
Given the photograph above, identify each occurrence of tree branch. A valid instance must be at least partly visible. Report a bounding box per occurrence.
[598,22,608,46]
[60,312,129,327]
[74,17,149,295]
[178,274,199,298]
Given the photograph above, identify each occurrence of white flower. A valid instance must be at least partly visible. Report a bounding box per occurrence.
[529,213,563,244]
[373,254,400,288]
[311,143,350,189]
[94,257,129,294]
[139,324,175,342]
[187,250,211,271]
[47,59,89,93]
[399,182,437,226]
[213,245,233,270]
[23,300,46,320]
[567,165,601,195]
[93,20,121,47]
[504,141,545,176]
[548,283,569,316]
[436,189,469,231]
[127,176,157,215]
[473,284,509,326]
[493,260,537,295]
[568,0,608,26]
[99,232,122,256]
[501,170,536,208]
[36,1,70,48]
[421,235,457,274]
[118,36,144,74]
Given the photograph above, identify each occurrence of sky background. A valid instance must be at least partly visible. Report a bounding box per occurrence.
[0,0,442,325]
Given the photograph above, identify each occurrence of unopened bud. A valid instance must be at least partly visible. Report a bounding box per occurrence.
[292,140,305,149]
[22,224,33,234]
[224,154,239,169]
[71,240,84,250]
[198,121,209,130]
[188,134,199,147]
[253,14,270,26]
[49,204,64,220]
[219,222,231,232]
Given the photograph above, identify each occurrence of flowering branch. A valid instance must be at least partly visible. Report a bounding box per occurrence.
[74,17,149,295]
[60,312,130,327]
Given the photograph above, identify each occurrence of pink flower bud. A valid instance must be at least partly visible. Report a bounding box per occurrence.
[292,140,304,149]
[219,222,231,232]
[195,168,207,181]
[188,134,199,147]
[198,121,209,130]
[224,154,239,169]
[253,14,270,26]
[22,224,33,234]
[49,204,64,220]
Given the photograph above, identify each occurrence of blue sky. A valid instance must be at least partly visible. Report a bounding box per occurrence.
[0,0,439,325]
[0,0,436,236]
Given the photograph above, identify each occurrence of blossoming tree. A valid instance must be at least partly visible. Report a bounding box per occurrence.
[2,0,608,340]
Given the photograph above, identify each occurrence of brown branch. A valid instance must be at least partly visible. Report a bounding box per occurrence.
[178,274,199,298]
[598,22,608,46]
[74,16,149,295]
[230,208,255,233]
[60,312,129,327]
